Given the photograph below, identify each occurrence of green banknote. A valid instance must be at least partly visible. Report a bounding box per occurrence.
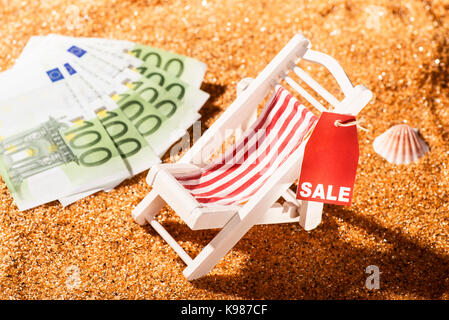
[12,37,207,205]
[129,43,206,87]
[2,34,209,209]
[56,64,163,206]
[20,35,206,88]
[0,79,129,210]
[131,65,209,112]
[64,59,201,156]
[113,90,194,156]
[114,68,206,119]
[56,61,201,205]
[12,37,208,150]
[57,61,206,206]
[60,63,161,176]
[71,36,207,88]
[63,39,210,109]
[57,103,157,207]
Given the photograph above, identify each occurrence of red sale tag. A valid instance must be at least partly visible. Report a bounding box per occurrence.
[296,112,359,206]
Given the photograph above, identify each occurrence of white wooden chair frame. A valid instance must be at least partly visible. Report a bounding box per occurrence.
[132,33,373,280]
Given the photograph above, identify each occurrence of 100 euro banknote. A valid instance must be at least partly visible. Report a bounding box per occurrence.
[29,63,162,205]
[58,63,161,176]
[56,61,207,205]
[16,35,207,88]
[65,59,202,156]
[16,39,207,152]
[9,35,208,208]
[0,72,129,210]
[24,36,210,114]
[16,50,205,204]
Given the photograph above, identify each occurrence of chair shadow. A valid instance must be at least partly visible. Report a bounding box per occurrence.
[149,205,449,299]
[419,28,449,146]
[198,82,228,130]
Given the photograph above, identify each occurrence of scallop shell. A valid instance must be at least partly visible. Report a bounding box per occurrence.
[373,124,429,164]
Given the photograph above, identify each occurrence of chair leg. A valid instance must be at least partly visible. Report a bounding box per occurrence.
[183,188,307,280]
[299,200,323,231]
[183,213,253,280]
[132,189,166,225]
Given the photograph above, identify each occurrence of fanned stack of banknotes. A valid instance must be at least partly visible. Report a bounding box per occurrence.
[0,35,209,210]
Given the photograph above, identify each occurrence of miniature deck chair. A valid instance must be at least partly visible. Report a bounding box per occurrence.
[132,33,373,280]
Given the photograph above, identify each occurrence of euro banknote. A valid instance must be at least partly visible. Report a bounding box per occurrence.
[0,34,208,209]
[0,66,130,210]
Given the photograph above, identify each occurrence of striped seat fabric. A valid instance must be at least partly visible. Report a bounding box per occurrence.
[176,85,318,207]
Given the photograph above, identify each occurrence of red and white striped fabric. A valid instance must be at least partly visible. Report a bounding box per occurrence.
[176,85,318,207]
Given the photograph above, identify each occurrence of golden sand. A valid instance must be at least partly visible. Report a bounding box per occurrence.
[0,0,448,299]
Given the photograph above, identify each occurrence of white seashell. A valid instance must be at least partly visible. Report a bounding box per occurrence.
[373,124,429,164]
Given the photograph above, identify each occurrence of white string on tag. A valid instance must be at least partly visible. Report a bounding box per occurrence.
[334,118,368,132]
